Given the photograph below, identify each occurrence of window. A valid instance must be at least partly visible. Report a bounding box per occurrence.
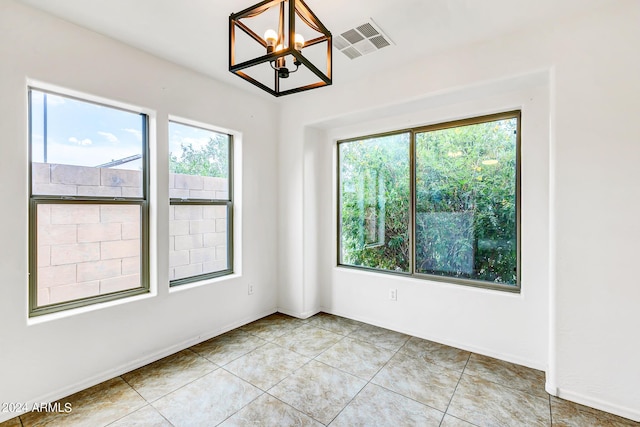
[28,88,149,316]
[168,120,233,286]
[338,132,410,272]
[338,111,520,291]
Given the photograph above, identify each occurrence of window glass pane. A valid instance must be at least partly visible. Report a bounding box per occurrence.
[36,203,142,307]
[415,117,518,285]
[339,133,410,272]
[169,205,229,281]
[30,90,144,198]
[169,122,229,200]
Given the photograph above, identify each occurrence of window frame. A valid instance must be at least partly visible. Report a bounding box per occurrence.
[28,87,151,317]
[168,120,234,287]
[337,110,521,292]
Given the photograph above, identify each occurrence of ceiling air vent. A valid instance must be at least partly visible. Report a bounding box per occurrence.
[335,20,393,60]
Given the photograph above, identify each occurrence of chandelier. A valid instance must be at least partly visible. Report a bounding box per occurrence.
[229,0,332,97]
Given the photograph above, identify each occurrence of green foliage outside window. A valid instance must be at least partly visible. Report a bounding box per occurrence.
[339,114,519,287]
[339,133,411,272]
[169,135,229,178]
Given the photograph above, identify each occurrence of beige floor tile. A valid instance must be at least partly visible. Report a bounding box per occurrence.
[349,323,410,351]
[190,329,267,366]
[551,396,640,426]
[108,405,172,426]
[316,336,394,380]
[269,360,366,425]
[400,336,471,372]
[219,394,322,427]
[440,414,479,426]
[272,324,343,357]
[21,377,145,427]
[240,313,306,341]
[122,349,216,402]
[447,374,550,427]
[330,383,444,427]
[306,312,362,335]
[152,369,261,427]
[224,342,310,390]
[464,353,547,398]
[0,417,21,427]
[371,352,461,412]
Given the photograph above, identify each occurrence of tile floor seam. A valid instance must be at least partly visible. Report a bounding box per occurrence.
[141,366,221,406]
[444,414,483,427]
[318,338,381,425]
[309,333,348,360]
[119,374,146,402]
[440,351,471,426]
[320,335,443,425]
[197,340,269,367]
[324,382,368,426]
[263,392,326,426]
[96,376,149,426]
[220,353,314,395]
[370,380,448,416]
[461,361,549,402]
[549,393,554,426]
[213,389,265,427]
[102,403,145,427]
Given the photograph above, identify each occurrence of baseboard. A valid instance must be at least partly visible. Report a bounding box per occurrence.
[0,308,276,424]
[277,307,320,319]
[319,306,546,371]
[555,387,640,422]
[545,381,558,396]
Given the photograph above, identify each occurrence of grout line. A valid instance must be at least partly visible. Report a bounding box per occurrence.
[324,334,409,425]
[439,353,471,426]
[549,393,553,425]
[460,354,550,402]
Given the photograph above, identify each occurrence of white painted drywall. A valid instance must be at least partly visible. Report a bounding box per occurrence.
[277,0,640,421]
[0,0,278,419]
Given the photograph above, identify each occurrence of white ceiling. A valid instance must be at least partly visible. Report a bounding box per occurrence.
[17,0,609,99]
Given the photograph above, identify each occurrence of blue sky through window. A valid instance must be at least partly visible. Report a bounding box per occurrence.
[30,90,143,169]
[169,121,221,162]
[30,90,225,169]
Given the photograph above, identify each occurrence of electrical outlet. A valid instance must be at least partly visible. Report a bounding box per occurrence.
[248,283,254,295]
[389,288,397,301]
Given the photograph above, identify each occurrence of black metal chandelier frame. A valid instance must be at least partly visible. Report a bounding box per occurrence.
[229,0,332,97]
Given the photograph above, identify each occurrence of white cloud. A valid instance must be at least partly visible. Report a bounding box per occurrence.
[123,128,142,141]
[182,137,209,150]
[98,131,119,143]
[68,137,92,146]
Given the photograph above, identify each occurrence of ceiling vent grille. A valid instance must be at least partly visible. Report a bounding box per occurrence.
[335,20,393,60]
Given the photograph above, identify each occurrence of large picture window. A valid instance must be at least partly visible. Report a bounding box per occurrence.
[338,111,520,291]
[168,120,233,286]
[29,88,149,316]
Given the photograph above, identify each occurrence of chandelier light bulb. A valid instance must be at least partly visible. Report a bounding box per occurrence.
[264,29,278,47]
[275,44,286,69]
[294,33,305,51]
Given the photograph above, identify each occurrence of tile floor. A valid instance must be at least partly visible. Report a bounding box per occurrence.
[3,312,639,426]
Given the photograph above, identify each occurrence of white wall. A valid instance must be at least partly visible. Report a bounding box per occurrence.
[278,0,640,421]
[0,1,279,420]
